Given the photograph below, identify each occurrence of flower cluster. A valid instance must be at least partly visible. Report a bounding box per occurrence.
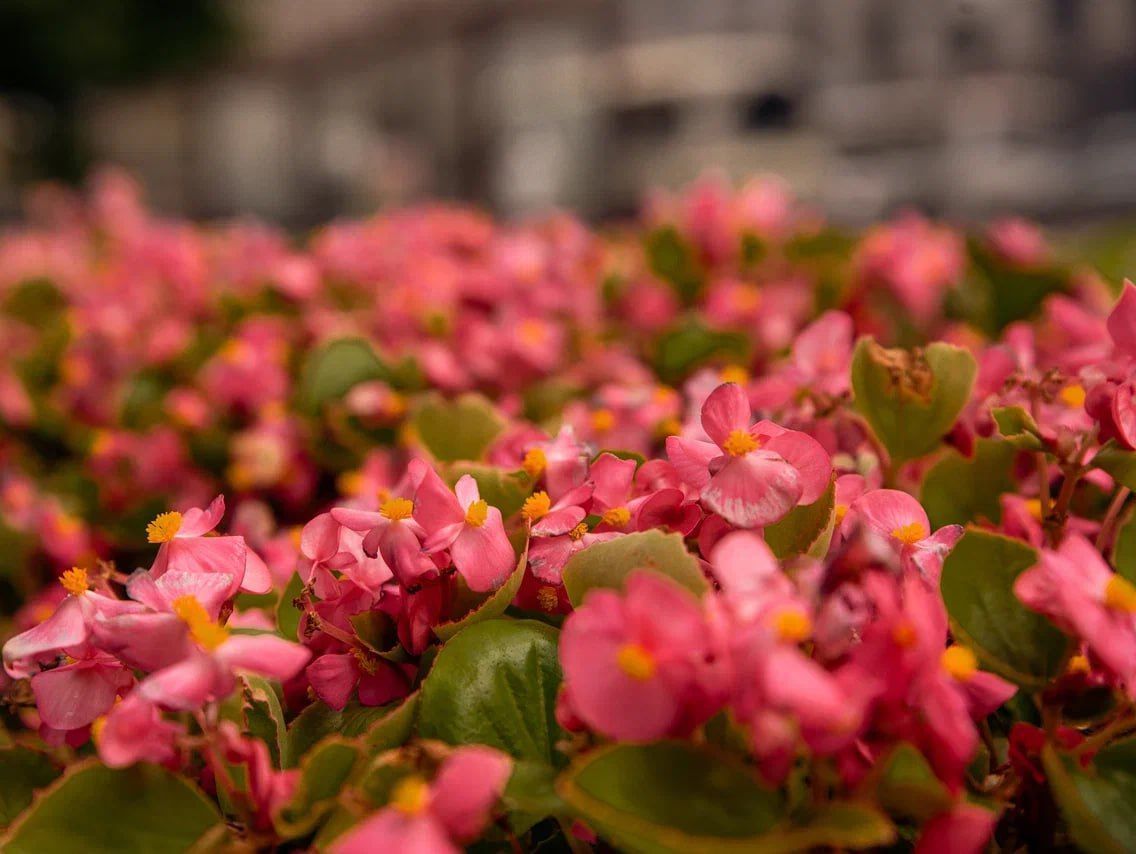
[1,171,1136,853]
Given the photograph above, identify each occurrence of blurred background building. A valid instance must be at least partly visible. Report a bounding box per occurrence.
[1,0,1135,225]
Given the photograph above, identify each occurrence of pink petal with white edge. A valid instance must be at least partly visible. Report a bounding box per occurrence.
[161,536,247,597]
[762,430,832,504]
[664,436,718,491]
[702,453,802,529]
[218,633,312,682]
[451,508,515,592]
[177,494,225,538]
[700,382,751,446]
[454,475,482,510]
[430,746,512,841]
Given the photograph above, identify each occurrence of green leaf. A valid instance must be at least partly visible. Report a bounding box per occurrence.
[275,573,303,641]
[274,737,361,839]
[763,479,835,559]
[991,406,1045,451]
[851,337,977,464]
[556,742,894,853]
[920,438,1018,528]
[1093,441,1136,492]
[284,693,418,768]
[645,226,704,304]
[863,743,952,823]
[562,529,707,608]
[1113,511,1136,584]
[434,538,529,642]
[242,676,286,767]
[444,463,533,517]
[298,337,388,411]
[653,319,751,384]
[418,619,565,765]
[503,761,569,830]
[361,691,419,754]
[1,762,221,854]
[940,528,1067,688]
[1043,739,1136,854]
[411,393,507,462]
[0,748,59,827]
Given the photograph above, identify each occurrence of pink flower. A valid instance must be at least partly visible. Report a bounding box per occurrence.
[95,693,184,768]
[409,461,516,593]
[306,651,410,711]
[31,650,132,732]
[667,383,831,528]
[790,310,854,396]
[559,570,723,740]
[848,489,963,582]
[1015,534,1136,695]
[332,746,512,854]
[916,803,998,854]
[332,499,438,590]
[1106,279,1136,361]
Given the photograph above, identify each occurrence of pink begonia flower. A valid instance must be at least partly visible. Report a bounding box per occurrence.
[528,426,591,499]
[306,651,411,711]
[332,746,512,854]
[1106,279,1136,361]
[146,495,272,595]
[789,310,854,396]
[986,217,1048,268]
[587,453,640,532]
[848,489,963,582]
[559,570,724,741]
[300,512,394,594]
[1015,534,1136,694]
[332,499,439,590]
[667,383,831,528]
[31,650,133,732]
[209,721,299,831]
[634,487,702,536]
[138,596,310,710]
[409,460,515,592]
[95,693,184,768]
[916,803,998,854]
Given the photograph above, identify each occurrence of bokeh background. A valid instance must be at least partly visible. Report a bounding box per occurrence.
[1,0,1136,226]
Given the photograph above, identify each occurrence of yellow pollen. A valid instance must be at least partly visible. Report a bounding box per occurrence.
[890,522,927,546]
[1104,575,1136,613]
[652,385,678,405]
[616,643,656,681]
[722,429,759,457]
[536,586,560,612]
[1067,654,1091,675]
[1025,498,1042,521]
[941,645,978,681]
[172,595,229,652]
[591,408,616,434]
[522,448,547,478]
[220,339,251,364]
[91,715,107,745]
[719,365,749,386]
[351,648,378,675]
[834,504,849,524]
[568,522,589,541]
[289,526,303,550]
[601,507,631,528]
[465,499,489,527]
[146,511,183,543]
[518,319,547,346]
[1059,384,1087,409]
[773,609,813,643]
[657,417,683,437]
[380,498,414,521]
[337,470,364,496]
[60,567,90,597]
[522,491,552,522]
[389,776,431,816]
[892,622,918,649]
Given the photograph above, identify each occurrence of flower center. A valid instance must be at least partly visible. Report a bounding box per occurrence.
[590,409,615,434]
[380,497,414,521]
[890,522,927,546]
[568,522,589,541]
[1024,498,1042,521]
[390,776,431,816]
[941,645,978,681]
[722,429,759,457]
[834,504,849,524]
[773,609,812,643]
[1059,384,1086,409]
[601,506,631,528]
[522,447,547,478]
[522,491,551,522]
[536,586,560,612]
[60,567,89,597]
[172,595,229,652]
[616,643,656,680]
[465,499,489,527]
[1104,575,1136,613]
[719,365,749,385]
[146,511,183,543]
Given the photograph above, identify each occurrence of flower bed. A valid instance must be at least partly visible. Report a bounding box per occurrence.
[1,170,1135,852]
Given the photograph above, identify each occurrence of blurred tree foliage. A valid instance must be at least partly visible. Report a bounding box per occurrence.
[0,0,235,182]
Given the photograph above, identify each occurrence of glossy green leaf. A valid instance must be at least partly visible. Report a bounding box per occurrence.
[412,393,507,462]
[418,619,565,765]
[851,337,977,464]
[1113,510,1136,584]
[653,319,750,384]
[274,738,361,839]
[434,538,529,642]
[1093,441,1136,493]
[275,572,304,642]
[298,337,387,411]
[940,528,1067,688]
[1043,739,1136,854]
[242,676,286,767]
[645,226,704,304]
[284,693,418,768]
[864,743,952,823]
[920,438,1017,528]
[1,762,221,854]
[0,747,59,827]
[562,529,707,608]
[763,479,835,559]
[992,406,1045,451]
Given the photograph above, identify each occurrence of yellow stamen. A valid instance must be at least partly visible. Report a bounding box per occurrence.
[656,417,683,437]
[652,385,678,405]
[719,365,749,386]
[1104,575,1136,613]
[172,595,229,652]
[60,567,90,597]
[337,470,364,497]
[522,448,547,479]
[773,609,812,643]
[722,429,758,457]
[465,499,489,528]
[834,504,849,524]
[522,491,552,522]
[389,776,431,816]
[892,621,918,649]
[380,498,414,521]
[590,408,616,434]
[616,643,656,681]
[1067,653,1091,675]
[941,645,978,682]
[1059,384,1086,409]
[536,586,560,612]
[146,511,183,543]
[601,507,631,528]
[91,715,107,745]
[1024,498,1042,521]
[518,319,547,346]
[568,522,589,541]
[890,522,927,546]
